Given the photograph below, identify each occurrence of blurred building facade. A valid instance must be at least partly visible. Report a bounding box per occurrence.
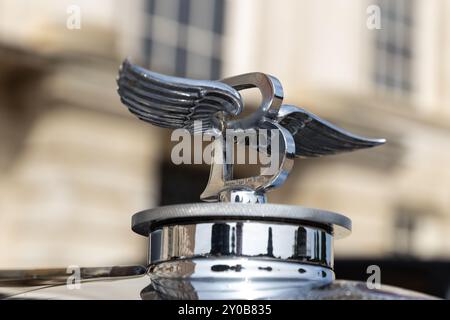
[0,0,449,269]
[221,0,450,259]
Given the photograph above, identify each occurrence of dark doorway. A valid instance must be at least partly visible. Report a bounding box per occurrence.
[159,162,210,205]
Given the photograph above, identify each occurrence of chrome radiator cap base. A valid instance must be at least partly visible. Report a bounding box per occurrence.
[133,203,351,299]
[132,203,352,238]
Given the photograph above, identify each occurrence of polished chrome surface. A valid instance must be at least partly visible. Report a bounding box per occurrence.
[200,72,294,202]
[221,72,283,130]
[3,276,149,300]
[277,104,386,157]
[2,275,437,300]
[200,120,296,202]
[146,258,333,300]
[131,203,352,239]
[116,61,385,203]
[0,265,146,287]
[138,206,341,299]
[148,221,333,268]
[219,189,267,203]
[117,59,243,133]
[132,203,345,299]
[142,276,438,300]
[0,265,147,299]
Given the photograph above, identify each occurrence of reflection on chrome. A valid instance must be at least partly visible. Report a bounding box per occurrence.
[145,259,334,300]
[143,218,335,299]
[148,222,332,268]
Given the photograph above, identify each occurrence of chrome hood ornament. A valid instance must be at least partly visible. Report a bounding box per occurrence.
[0,61,436,300]
[115,60,392,299]
[117,59,385,204]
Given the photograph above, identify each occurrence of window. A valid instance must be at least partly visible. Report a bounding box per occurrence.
[143,0,225,79]
[373,0,414,95]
